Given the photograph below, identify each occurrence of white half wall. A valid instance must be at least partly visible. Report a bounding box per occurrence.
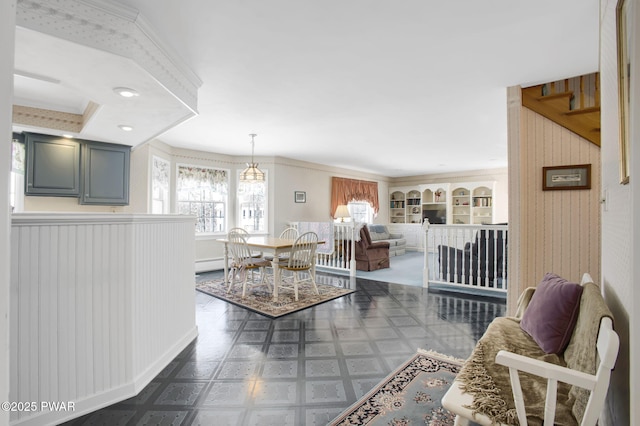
[9,213,197,425]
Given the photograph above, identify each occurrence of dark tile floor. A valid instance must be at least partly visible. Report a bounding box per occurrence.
[61,270,506,426]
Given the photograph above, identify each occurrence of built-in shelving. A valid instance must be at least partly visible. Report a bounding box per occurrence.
[390,182,495,225]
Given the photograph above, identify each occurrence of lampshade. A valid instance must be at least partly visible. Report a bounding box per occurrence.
[240,134,265,183]
[334,205,351,222]
[239,164,265,182]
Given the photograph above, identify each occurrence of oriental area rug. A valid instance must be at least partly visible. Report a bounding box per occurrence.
[329,350,463,426]
[196,277,355,318]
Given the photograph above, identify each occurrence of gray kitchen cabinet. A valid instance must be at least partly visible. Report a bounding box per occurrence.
[23,132,130,205]
[25,133,81,196]
[80,142,130,205]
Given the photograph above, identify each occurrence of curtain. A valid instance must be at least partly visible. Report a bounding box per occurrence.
[330,177,379,218]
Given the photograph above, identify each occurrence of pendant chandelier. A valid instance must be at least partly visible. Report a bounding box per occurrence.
[239,133,265,183]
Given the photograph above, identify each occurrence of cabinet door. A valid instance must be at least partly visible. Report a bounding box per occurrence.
[25,133,81,196]
[81,143,130,205]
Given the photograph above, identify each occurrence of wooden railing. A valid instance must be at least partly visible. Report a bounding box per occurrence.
[522,72,601,146]
[290,222,357,276]
[290,222,508,297]
[424,224,508,296]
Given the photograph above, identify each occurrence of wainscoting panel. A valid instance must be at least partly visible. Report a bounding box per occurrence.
[10,214,197,426]
[511,103,601,300]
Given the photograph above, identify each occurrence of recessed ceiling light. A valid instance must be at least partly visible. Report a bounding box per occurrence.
[62,134,74,138]
[118,125,134,132]
[113,87,139,98]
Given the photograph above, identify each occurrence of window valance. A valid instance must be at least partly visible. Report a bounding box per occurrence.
[330,177,379,218]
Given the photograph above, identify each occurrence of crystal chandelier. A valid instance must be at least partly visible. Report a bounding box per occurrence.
[239,133,265,183]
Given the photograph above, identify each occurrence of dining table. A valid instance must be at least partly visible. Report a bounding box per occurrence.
[218,236,323,301]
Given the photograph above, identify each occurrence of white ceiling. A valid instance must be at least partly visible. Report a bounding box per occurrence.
[13,0,600,177]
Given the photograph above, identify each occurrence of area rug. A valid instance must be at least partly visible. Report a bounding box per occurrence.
[329,349,464,426]
[196,277,355,318]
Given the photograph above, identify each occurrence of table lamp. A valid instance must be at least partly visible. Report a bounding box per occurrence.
[334,205,351,222]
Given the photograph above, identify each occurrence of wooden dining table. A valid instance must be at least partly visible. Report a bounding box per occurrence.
[218,236,322,300]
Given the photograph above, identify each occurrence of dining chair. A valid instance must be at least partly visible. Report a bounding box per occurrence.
[277,231,320,301]
[264,227,299,262]
[228,227,262,257]
[227,232,271,298]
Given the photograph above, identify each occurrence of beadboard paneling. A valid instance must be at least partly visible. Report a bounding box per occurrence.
[510,102,601,304]
[10,214,197,426]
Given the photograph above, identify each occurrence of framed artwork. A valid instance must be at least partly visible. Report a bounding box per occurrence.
[294,191,306,203]
[617,0,630,184]
[542,164,591,191]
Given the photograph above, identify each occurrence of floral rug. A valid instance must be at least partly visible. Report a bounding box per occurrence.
[329,350,463,426]
[196,277,355,318]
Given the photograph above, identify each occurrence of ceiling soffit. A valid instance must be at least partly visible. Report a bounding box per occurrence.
[14,0,202,145]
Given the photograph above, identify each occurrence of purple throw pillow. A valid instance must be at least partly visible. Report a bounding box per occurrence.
[520,273,584,354]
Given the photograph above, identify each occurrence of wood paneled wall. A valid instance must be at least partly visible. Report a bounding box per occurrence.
[507,87,601,313]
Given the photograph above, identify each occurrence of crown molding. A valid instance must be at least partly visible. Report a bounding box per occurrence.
[16,0,201,113]
[13,105,83,132]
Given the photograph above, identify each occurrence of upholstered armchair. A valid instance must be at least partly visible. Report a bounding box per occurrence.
[353,225,390,271]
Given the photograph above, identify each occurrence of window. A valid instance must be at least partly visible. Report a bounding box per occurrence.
[151,156,170,214]
[176,165,229,233]
[237,176,267,232]
[330,177,379,219]
[348,201,373,223]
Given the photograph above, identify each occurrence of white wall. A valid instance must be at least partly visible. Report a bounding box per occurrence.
[600,0,638,424]
[271,157,391,233]
[1,1,16,424]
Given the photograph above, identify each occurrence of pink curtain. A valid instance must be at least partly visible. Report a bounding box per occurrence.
[330,177,379,218]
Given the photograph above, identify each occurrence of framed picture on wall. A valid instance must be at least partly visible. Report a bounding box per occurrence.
[617,0,630,184]
[542,164,591,191]
[294,191,306,203]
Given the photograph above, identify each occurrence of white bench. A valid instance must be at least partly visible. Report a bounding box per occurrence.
[442,273,619,426]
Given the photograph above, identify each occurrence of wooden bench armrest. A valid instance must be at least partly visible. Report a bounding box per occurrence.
[495,351,597,390]
[495,350,598,425]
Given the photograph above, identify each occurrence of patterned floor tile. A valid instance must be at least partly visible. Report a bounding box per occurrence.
[266,343,299,359]
[271,330,300,342]
[340,341,375,356]
[305,408,346,426]
[60,271,506,426]
[175,361,219,379]
[191,409,245,426]
[305,359,341,377]
[76,409,136,425]
[364,327,400,340]
[261,360,298,378]
[374,339,413,355]
[201,381,254,406]
[135,410,188,426]
[252,381,298,405]
[216,361,259,380]
[154,382,206,405]
[305,342,337,357]
[305,380,348,403]
[245,409,298,426]
[345,357,386,376]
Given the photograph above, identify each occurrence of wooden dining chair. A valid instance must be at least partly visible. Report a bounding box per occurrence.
[228,227,262,257]
[277,231,320,301]
[264,227,299,262]
[227,232,271,298]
